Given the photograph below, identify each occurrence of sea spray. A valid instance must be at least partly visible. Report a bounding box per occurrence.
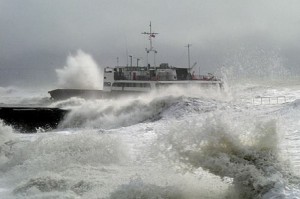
[56,50,103,89]
[221,48,291,83]
[59,95,177,129]
[57,92,221,130]
[156,117,290,198]
[0,120,15,145]
[0,86,17,96]
[49,96,87,109]
[52,85,224,130]
[3,131,128,173]
[0,86,49,105]
[0,120,17,166]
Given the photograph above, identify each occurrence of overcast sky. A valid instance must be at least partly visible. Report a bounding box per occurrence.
[1,0,300,87]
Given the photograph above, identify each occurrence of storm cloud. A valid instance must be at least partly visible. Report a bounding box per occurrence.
[0,0,300,86]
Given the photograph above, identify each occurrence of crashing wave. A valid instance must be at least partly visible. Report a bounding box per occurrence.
[57,95,219,130]
[156,117,293,198]
[59,95,179,129]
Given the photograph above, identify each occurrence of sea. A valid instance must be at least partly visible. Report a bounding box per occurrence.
[0,51,300,198]
[0,79,299,199]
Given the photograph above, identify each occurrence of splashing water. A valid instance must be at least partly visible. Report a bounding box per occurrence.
[156,117,296,198]
[0,121,16,165]
[54,87,222,130]
[1,64,300,198]
[0,86,50,105]
[221,48,292,84]
[1,131,128,175]
[59,95,178,129]
[56,50,103,89]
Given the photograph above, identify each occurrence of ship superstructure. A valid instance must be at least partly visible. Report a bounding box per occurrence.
[102,63,222,93]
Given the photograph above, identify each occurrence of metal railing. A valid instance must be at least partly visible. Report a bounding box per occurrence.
[238,95,296,105]
[252,96,287,104]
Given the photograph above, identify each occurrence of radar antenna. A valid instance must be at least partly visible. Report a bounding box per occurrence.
[142,22,159,67]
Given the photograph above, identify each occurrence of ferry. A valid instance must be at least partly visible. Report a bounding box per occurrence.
[49,23,223,100]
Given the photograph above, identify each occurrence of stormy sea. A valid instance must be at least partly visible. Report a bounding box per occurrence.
[0,52,300,199]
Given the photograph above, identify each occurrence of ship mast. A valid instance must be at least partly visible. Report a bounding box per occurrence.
[185,44,192,72]
[142,22,158,67]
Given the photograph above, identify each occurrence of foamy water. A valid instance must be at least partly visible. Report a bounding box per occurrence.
[0,51,300,199]
[0,79,300,198]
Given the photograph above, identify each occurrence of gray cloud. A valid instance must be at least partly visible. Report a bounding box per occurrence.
[1,0,300,86]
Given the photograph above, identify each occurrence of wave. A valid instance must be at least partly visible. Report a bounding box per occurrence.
[0,128,130,198]
[58,95,178,129]
[156,117,296,198]
[52,85,224,130]
[49,96,87,109]
[57,93,219,130]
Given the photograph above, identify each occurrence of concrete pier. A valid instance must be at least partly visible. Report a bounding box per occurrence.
[0,106,69,132]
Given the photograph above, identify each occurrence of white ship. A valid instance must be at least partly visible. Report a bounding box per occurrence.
[49,23,223,100]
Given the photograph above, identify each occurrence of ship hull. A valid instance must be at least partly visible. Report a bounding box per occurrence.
[48,89,144,100]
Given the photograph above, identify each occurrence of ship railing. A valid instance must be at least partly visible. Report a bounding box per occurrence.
[253,96,286,104]
[239,96,296,105]
[192,75,221,81]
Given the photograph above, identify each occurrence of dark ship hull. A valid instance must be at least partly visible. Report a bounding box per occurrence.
[48,89,144,100]
[48,89,107,100]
